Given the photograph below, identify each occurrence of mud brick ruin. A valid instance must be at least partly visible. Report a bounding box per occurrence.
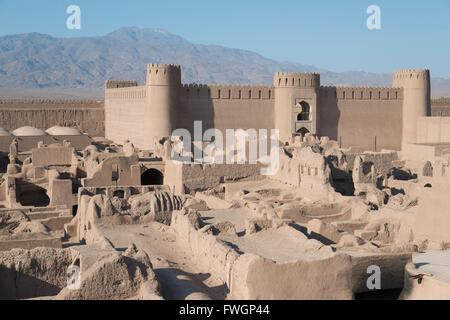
[1,64,450,300]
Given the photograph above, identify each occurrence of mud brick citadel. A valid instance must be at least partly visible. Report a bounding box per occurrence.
[2,63,450,300]
[105,64,433,151]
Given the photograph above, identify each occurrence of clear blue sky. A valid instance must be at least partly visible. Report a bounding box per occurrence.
[0,0,449,77]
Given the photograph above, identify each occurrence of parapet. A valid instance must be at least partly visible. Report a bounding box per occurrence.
[146,63,182,86]
[392,69,430,89]
[273,72,320,89]
[105,80,138,89]
[181,84,274,100]
[0,99,104,108]
[320,86,403,100]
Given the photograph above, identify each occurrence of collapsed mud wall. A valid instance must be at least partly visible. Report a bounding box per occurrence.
[0,247,74,299]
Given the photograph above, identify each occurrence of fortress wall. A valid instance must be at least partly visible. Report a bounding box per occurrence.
[431,98,450,116]
[180,84,274,100]
[416,117,450,143]
[178,85,275,135]
[0,99,104,137]
[319,87,403,151]
[105,86,147,148]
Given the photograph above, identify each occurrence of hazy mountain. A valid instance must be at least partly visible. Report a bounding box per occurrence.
[0,27,448,98]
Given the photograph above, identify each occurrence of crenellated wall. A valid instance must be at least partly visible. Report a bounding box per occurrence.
[0,99,104,137]
[274,72,320,89]
[105,80,138,89]
[103,64,431,153]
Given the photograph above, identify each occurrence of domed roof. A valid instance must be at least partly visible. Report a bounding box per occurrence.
[0,127,12,136]
[45,126,82,136]
[12,126,47,136]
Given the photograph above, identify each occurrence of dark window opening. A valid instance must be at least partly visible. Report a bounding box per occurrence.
[113,190,125,198]
[72,205,78,217]
[112,164,119,182]
[141,169,164,185]
[297,101,310,121]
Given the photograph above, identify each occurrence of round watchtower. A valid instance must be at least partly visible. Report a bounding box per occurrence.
[273,72,320,141]
[145,64,181,148]
[393,69,431,145]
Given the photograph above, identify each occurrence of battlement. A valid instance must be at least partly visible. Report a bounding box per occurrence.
[181,84,274,100]
[320,86,403,100]
[147,63,181,69]
[393,69,430,89]
[0,99,104,109]
[393,69,430,79]
[105,80,138,89]
[274,72,320,89]
[146,63,182,86]
[105,86,147,100]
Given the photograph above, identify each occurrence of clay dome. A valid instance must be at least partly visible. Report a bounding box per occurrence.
[0,127,13,136]
[45,126,82,136]
[12,126,47,136]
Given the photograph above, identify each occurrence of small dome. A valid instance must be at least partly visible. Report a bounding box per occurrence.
[45,126,82,136]
[0,127,12,136]
[12,126,47,136]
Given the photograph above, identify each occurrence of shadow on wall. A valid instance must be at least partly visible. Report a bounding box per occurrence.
[17,185,50,207]
[318,88,340,142]
[176,92,215,138]
[0,264,67,300]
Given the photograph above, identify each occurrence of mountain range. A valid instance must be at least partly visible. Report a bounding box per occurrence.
[0,26,449,98]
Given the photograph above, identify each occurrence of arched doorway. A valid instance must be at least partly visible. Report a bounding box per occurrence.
[297,127,310,136]
[141,169,164,185]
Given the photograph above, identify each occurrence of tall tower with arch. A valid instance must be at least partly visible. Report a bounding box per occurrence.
[392,69,431,146]
[273,72,320,141]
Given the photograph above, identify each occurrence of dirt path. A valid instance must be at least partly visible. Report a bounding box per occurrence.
[100,223,228,300]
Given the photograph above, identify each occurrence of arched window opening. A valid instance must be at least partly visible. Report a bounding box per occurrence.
[296,101,310,121]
